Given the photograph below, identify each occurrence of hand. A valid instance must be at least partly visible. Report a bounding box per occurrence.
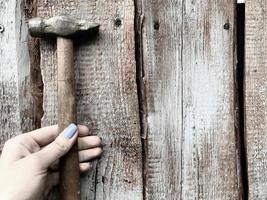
[0,124,103,200]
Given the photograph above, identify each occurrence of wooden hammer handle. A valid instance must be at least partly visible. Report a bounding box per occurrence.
[57,37,80,200]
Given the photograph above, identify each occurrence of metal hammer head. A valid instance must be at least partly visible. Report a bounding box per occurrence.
[28,15,99,38]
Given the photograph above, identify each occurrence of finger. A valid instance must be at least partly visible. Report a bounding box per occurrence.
[79,162,92,173]
[26,125,89,147]
[17,135,41,153]
[77,125,90,137]
[33,123,78,169]
[79,147,103,162]
[44,172,59,197]
[49,159,94,172]
[78,136,101,150]
[26,125,59,146]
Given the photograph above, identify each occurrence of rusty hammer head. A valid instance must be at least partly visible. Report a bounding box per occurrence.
[28,15,99,38]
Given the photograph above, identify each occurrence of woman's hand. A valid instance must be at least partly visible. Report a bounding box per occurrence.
[0,124,103,200]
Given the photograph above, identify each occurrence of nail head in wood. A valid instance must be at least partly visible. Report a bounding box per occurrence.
[0,24,5,33]
[115,18,122,27]
[154,21,160,30]
[223,23,230,30]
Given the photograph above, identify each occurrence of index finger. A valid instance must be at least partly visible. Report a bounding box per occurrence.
[26,125,90,146]
[26,125,59,146]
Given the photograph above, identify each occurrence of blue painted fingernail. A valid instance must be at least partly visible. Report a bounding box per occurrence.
[63,123,77,139]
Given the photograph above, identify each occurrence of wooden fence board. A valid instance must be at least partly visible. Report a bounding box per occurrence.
[0,0,249,199]
[0,0,35,150]
[37,0,143,199]
[137,0,241,199]
[245,1,267,198]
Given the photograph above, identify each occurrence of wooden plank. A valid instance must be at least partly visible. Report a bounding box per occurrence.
[0,0,35,150]
[245,1,267,198]
[36,0,143,199]
[137,0,241,199]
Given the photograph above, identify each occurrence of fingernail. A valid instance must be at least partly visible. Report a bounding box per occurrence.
[63,123,77,139]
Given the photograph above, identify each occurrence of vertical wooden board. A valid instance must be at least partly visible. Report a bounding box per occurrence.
[182,1,240,199]
[0,0,34,150]
[137,0,183,199]
[245,1,267,198]
[37,0,143,199]
[139,0,241,199]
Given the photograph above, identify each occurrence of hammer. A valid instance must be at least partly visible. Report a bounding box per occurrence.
[28,15,99,200]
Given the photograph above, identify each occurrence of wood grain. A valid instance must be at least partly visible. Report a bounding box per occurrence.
[245,1,267,198]
[137,0,241,199]
[0,0,35,150]
[0,0,247,199]
[37,0,143,199]
[57,38,80,200]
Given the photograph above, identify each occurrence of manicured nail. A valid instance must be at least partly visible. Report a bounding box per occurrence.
[63,123,77,139]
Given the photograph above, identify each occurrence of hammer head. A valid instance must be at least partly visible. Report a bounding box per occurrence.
[28,15,100,38]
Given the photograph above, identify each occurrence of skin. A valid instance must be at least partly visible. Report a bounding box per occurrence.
[0,124,103,200]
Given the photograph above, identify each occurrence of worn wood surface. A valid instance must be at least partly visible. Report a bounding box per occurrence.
[245,1,267,198]
[137,0,241,199]
[57,38,80,200]
[0,0,35,151]
[0,0,253,199]
[37,0,143,199]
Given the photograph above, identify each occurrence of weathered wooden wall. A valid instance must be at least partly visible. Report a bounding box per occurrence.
[136,0,241,199]
[37,0,143,199]
[245,0,267,199]
[0,0,36,149]
[2,0,267,199]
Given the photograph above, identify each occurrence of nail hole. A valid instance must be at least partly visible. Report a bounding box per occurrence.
[114,18,122,27]
[0,25,4,33]
[154,21,160,30]
[223,23,230,30]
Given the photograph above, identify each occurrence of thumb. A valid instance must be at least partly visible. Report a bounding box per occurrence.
[34,123,78,169]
